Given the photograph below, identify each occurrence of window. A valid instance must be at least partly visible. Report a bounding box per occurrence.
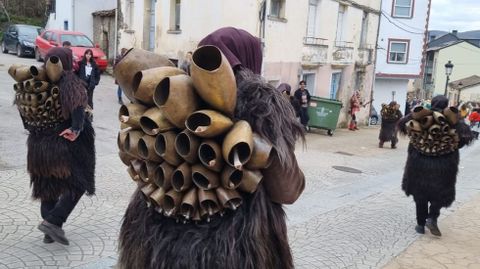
[169,0,181,31]
[387,39,410,64]
[306,0,319,37]
[43,31,52,41]
[270,0,286,18]
[330,72,341,99]
[392,0,414,18]
[359,11,368,47]
[335,4,347,43]
[51,33,58,42]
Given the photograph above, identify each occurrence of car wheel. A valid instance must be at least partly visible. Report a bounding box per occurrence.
[35,48,42,62]
[16,44,23,57]
[327,129,334,136]
[370,116,378,125]
[1,41,8,53]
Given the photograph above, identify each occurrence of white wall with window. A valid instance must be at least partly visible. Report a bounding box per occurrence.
[387,39,410,64]
[46,0,116,40]
[375,0,429,76]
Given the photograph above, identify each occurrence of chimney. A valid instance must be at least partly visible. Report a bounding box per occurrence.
[452,30,458,36]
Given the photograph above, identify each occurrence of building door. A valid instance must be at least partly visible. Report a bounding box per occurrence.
[330,72,341,99]
[303,73,316,96]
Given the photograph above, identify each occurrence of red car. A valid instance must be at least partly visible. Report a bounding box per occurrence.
[35,29,108,71]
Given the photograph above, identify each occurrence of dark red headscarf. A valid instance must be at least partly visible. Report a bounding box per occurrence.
[44,47,73,71]
[198,27,262,75]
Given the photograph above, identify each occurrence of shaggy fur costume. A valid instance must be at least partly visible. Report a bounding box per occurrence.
[379,106,402,143]
[27,72,95,201]
[118,69,305,269]
[399,114,473,208]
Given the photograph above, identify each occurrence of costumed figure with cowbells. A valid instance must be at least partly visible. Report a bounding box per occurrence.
[379,101,402,148]
[398,95,473,236]
[114,27,305,269]
[8,47,95,245]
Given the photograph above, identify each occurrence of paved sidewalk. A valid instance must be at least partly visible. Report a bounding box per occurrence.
[384,194,480,269]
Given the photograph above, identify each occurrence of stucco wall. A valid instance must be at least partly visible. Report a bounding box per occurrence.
[460,85,480,102]
[432,42,480,96]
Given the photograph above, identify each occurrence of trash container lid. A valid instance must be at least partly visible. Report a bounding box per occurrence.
[310,96,343,105]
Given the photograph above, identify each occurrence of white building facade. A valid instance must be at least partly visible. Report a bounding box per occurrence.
[46,0,116,40]
[118,0,382,126]
[373,0,431,116]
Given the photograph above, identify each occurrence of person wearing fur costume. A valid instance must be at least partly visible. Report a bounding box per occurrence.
[379,101,402,148]
[398,95,473,236]
[118,27,305,269]
[11,47,95,245]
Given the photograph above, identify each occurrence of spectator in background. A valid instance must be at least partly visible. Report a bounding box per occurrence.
[294,80,311,131]
[78,49,100,108]
[114,48,128,104]
[278,83,301,121]
[62,41,79,72]
[180,51,193,75]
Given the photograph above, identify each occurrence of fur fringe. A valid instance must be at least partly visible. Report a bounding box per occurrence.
[119,185,292,269]
[235,69,305,168]
[58,71,88,119]
[28,119,95,201]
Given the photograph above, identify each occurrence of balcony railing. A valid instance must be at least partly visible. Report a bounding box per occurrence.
[304,37,328,46]
[334,40,354,48]
[357,44,374,66]
[302,37,329,65]
[332,40,354,64]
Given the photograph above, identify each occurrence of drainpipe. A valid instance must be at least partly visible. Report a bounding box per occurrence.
[72,0,75,31]
[368,7,382,126]
[114,3,118,60]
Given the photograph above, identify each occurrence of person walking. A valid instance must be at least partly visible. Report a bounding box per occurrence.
[378,101,402,148]
[114,48,128,104]
[348,90,361,130]
[78,49,100,108]
[117,27,305,269]
[294,80,311,131]
[9,47,96,245]
[399,95,473,236]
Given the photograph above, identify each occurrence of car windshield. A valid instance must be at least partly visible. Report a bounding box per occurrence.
[60,34,94,47]
[17,26,41,38]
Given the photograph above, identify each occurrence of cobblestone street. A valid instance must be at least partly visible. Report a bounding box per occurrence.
[1,52,480,269]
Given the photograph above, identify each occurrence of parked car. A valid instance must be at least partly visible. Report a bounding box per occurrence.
[2,24,42,57]
[35,29,108,72]
[369,106,379,125]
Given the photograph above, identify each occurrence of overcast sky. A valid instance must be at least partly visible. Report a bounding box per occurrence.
[429,0,480,31]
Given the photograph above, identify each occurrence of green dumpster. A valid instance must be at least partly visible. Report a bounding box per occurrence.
[307,96,343,136]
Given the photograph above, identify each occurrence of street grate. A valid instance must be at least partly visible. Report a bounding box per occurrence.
[332,165,362,174]
[335,151,354,156]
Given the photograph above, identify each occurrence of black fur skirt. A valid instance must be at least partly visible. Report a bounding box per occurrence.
[118,184,293,269]
[379,121,398,142]
[401,145,458,207]
[27,119,95,201]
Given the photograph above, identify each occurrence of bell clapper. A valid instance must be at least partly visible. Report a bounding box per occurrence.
[208,160,216,166]
[229,182,235,188]
[207,205,214,216]
[233,149,242,170]
[120,115,130,123]
[228,201,237,210]
[152,128,160,135]
[120,126,132,133]
[195,126,208,133]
